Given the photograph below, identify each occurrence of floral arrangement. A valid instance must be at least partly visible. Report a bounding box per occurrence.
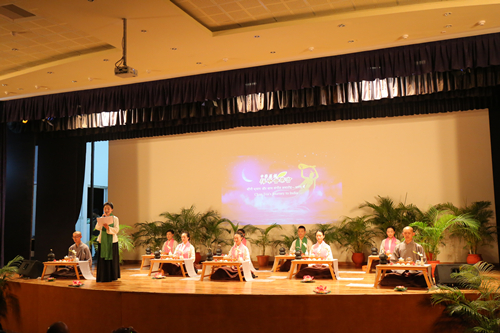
[302,275,315,282]
[47,277,55,282]
[69,249,77,255]
[394,285,408,292]
[71,280,83,287]
[313,285,330,294]
[152,273,165,279]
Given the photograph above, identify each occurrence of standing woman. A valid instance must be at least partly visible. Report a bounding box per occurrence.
[96,202,121,282]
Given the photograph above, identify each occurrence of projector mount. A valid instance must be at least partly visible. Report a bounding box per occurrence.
[115,18,137,78]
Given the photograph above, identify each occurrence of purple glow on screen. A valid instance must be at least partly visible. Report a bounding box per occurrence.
[221,153,342,225]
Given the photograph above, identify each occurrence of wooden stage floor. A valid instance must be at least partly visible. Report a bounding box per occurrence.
[3,263,499,333]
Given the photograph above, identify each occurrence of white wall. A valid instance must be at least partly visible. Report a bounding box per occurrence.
[108,109,498,264]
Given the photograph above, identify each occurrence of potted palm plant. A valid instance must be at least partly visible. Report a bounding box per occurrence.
[0,255,23,321]
[431,261,500,332]
[199,215,231,254]
[436,201,496,264]
[360,195,423,237]
[248,223,282,268]
[410,207,479,276]
[161,205,221,263]
[334,215,377,268]
[131,220,172,251]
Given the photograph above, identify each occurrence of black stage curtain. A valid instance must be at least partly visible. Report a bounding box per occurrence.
[33,137,85,262]
[0,123,5,265]
[3,130,35,265]
[30,86,495,141]
[2,33,500,123]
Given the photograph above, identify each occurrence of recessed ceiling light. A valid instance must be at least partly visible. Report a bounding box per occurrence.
[47,71,53,74]
[270,51,276,54]
[308,47,314,51]
[441,31,447,34]
[402,34,409,39]
[348,40,355,43]
[222,58,228,62]
[445,24,452,28]
[444,12,452,16]
[146,69,151,73]
[103,59,109,61]
[72,80,77,83]
[196,62,202,64]
[141,30,147,33]
[1,84,7,86]
[254,35,260,38]
[18,88,23,90]
[11,48,18,51]
[338,24,345,28]
[4,91,9,95]
[478,20,486,26]
[171,47,177,50]
[88,77,93,81]
[35,85,39,89]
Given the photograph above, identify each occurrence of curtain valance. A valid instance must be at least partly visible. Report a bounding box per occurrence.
[2,33,500,123]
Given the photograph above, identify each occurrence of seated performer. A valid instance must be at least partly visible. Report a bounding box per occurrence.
[162,229,178,254]
[279,225,313,272]
[237,228,258,272]
[295,230,334,279]
[379,226,401,256]
[50,231,92,278]
[160,232,195,276]
[379,226,428,288]
[210,232,253,281]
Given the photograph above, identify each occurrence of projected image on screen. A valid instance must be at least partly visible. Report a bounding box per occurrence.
[221,153,342,225]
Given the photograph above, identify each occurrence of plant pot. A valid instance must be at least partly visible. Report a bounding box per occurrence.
[351,252,365,268]
[466,254,482,264]
[428,260,440,277]
[195,252,202,264]
[257,255,269,268]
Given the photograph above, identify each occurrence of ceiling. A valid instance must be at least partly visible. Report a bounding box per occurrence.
[1,0,499,101]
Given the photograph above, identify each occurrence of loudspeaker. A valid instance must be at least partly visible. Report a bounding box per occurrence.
[434,264,464,286]
[17,260,44,279]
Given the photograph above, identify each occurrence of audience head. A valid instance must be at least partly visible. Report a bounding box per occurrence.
[47,321,69,333]
[112,327,138,333]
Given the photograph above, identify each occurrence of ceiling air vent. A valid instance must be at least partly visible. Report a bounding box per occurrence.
[0,4,36,20]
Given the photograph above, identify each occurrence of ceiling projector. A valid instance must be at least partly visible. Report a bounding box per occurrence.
[114,66,138,78]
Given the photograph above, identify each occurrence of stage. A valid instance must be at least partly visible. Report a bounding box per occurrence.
[2,262,491,333]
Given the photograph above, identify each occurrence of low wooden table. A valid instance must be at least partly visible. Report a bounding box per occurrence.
[41,261,81,280]
[148,258,187,277]
[141,254,176,270]
[365,255,381,273]
[200,260,244,282]
[287,259,338,280]
[271,255,309,272]
[374,264,433,288]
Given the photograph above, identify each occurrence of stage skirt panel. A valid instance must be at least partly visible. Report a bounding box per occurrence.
[96,242,120,282]
[295,265,334,279]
